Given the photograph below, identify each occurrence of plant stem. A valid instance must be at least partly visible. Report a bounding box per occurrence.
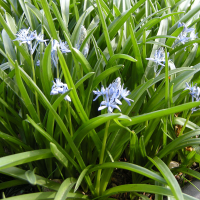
[96,120,110,195]
[67,101,73,136]
[179,110,192,137]
[164,48,169,147]
[31,54,40,121]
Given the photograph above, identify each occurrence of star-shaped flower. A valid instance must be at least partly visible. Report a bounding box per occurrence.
[31,33,48,54]
[120,84,134,106]
[146,47,175,76]
[93,77,133,113]
[93,86,107,101]
[50,78,71,102]
[173,22,196,47]
[59,40,71,53]
[146,48,166,67]
[98,93,121,113]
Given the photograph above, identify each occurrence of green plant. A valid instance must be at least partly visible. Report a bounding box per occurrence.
[0,0,200,199]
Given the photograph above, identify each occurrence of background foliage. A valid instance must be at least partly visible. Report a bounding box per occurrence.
[0,0,200,199]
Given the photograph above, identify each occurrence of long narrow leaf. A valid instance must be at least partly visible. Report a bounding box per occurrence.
[148,156,184,200]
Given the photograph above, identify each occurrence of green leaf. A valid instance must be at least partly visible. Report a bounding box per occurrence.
[0,13,31,65]
[88,0,146,60]
[25,169,37,185]
[50,143,69,169]
[71,47,93,73]
[166,27,183,47]
[0,149,53,170]
[27,115,80,172]
[89,162,167,184]
[40,0,58,39]
[17,62,86,173]
[46,89,72,136]
[100,184,196,200]
[0,131,31,151]
[5,13,17,37]
[108,54,137,66]
[123,101,200,127]
[74,165,93,192]
[96,0,114,57]
[0,180,27,190]
[75,72,95,89]
[73,113,121,148]
[51,2,71,42]
[19,0,37,30]
[0,68,22,102]
[58,49,103,154]
[60,0,70,27]
[173,117,199,130]
[14,61,40,123]
[146,35,177,42]
[148,156,184,200]
[0,191,89,199]
[168,4,200,35]
[172,167,200,182]
[92,65,124,89]
[0,0,11,14]
[55,178,77,200]
[129,21,144,82]
[71,6,94,46]
[26,2,51,37]
[0,167,60,191]
[41,42,53,99]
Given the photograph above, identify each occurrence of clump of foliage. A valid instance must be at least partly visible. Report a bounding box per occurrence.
[0,0,200,200]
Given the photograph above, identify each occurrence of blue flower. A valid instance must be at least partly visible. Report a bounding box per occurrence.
[146,48,166,67]
[93,77,133,113]
[98,93,121,113]
[93,86,107,101]
[51,40,60,67]
[31,33,48,54]
[51,39,71,67]
[173,22,196,47]
[120,84,134,106]
[59,40,71,53]
[146,47,175,76]
[50,78,71,102]
[13,28,47,54]
[185,82,200,113]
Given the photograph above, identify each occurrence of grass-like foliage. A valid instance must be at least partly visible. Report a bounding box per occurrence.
[0,0,200,199]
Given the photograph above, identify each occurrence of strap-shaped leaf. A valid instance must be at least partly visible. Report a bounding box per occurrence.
[50,143,69,169]
[0,191,89,199]
[148,156,184,200]
[75,72,95,89]
[101,184,196,200]
[92,65,124,89]
[74,165,93,193]
[88,162,167,184]
[73,113,121,147]
[40,0,58,39]
[55,178,77,200]
[0,149,53,170]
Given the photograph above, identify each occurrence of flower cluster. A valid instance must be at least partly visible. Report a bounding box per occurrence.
[146,47,176,76]
[13,27,47,54]
[93,77,134,113]
[75,25,89,57]
[51,39,71,67]
[185,82,200,113]
[173,22,197,47]
[50,78,71,102]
